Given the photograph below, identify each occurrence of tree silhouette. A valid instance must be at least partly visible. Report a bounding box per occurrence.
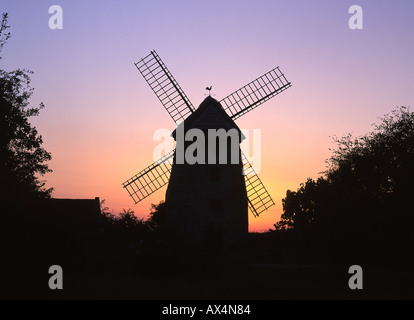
[0,13,52,204]
[275,106,414,265]
[0,13,11,57]
[146,201,166,232]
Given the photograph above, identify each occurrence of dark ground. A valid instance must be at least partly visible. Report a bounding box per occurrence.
[3,240,413,300]
[51,263,413,300]
[2,206,413,300]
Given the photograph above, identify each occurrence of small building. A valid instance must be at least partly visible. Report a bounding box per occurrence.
[3,196,102,298]
[18,197,101,269]
[31,197,101,227]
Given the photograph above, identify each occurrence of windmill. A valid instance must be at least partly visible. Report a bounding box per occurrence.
[122,50,292,249]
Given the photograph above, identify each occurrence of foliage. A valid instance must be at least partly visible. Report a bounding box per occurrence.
[1,13,53,202]
[274,107,414,263]
[0,12,11,57]
[146,201,166,232]
[99,200,166,235]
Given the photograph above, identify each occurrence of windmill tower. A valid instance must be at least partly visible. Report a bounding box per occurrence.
[166,96,248,250]
[122,50,292,250]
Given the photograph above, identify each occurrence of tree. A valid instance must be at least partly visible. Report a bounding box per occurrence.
[0,13,11,57]
[275,106,414,263]
[275,177,332,232]
[146,201,166,232]
[0,13,52,203]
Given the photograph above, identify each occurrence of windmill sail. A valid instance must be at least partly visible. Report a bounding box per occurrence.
[122,151,174,204]
[241,152,275,217]
[220,67,292,120]
[135,50,195,124]
[123,149,275,217]
[127,51,288,218]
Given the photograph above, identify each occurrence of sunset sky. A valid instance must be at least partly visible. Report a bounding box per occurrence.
[2,0,413,231]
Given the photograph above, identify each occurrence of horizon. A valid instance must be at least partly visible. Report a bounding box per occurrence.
[1,1,414,231]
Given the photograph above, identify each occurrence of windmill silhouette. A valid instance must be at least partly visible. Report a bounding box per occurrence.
[122,50,292,248]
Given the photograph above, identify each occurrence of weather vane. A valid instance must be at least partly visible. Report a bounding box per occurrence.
[205,86,212,96]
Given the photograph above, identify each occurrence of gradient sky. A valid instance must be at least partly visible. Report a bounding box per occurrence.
[1,0,413,231]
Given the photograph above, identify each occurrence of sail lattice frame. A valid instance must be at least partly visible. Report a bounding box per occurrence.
[122,151,174,204]
[242,152,275,217]
[135,50,195,124]
[220,67,291,120]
